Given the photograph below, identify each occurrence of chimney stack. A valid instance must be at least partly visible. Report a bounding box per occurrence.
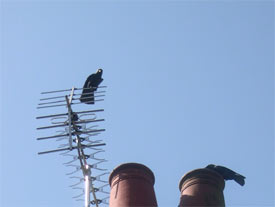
[178,168,225,206]
[109,163,158,207]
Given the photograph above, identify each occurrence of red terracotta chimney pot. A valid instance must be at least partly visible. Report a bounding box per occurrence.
[109,163,158,207]
[178,168,225,207]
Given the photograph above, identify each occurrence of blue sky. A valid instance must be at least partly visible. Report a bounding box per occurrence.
[1,1,274,207]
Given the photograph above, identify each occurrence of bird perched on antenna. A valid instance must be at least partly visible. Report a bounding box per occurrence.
[80,69,103,104]
[206,164,246,186]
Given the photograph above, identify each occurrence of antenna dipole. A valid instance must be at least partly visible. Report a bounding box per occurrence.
[36,81,109,207]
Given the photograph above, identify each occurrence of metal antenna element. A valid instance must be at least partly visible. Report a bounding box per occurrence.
[36,79,109,207]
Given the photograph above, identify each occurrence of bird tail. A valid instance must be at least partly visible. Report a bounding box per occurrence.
[234,174,245,186]
[80,89,95,104]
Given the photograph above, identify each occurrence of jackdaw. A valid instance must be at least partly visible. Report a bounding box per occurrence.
[206,164,246,186]
[80,69,103,104]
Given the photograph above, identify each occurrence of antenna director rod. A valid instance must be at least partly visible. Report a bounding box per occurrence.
[37,119,105,130]
[39,90,106,101]
[38,143,106,155]
[36,129,105,140]
[41,86,107,94]
[36,109,104,119]
[38,95,105,105]
[36,99,104,109]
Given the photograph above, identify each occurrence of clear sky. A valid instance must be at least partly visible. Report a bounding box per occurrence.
[1,1,274,207]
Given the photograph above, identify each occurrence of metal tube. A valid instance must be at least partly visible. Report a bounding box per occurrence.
[37,134,68,140]
[66,95,73,150]
[36,109,104,119]
[36,129,105,140]
[84,165,91,207]
[38,95,105,106]
[41,86,107,94]
[37,103,68,109]
[36,119,105,130]
[38,99,66,105]
[85,174,90,207]
[38,147,72,155]
[69,87,75,104]
[38,143,106,155]
[39,91,106,101]
[37,99,104,109]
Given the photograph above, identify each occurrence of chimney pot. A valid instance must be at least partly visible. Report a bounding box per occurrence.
[178,168,225,207]
[109,163,158,207]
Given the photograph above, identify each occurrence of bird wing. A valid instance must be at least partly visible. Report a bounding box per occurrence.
[84,74,96,89]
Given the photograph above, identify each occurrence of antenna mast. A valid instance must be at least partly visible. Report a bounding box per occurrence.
[36,75,108,207]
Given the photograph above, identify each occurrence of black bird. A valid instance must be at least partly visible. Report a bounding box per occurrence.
[71,112,79,122]
[206,164,246,186]
[80,69,103,104]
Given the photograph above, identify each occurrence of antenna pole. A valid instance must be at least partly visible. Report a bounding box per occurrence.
[84,165,91,207]
[65,94,99,207]
[66,87,75,150]
[37,79,108,207]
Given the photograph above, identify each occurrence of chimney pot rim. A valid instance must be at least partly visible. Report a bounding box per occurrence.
[179,168,225,191]
[109,162,155,185]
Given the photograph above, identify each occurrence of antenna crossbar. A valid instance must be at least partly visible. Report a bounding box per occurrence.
[37,119,105,130]
[41,86,107,94]
[37,99,104,109]
[36,109,104,119]
[36,129,105,140]
[38,143,106,155]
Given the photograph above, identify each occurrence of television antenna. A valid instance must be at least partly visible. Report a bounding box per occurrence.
[36,71,108,207]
